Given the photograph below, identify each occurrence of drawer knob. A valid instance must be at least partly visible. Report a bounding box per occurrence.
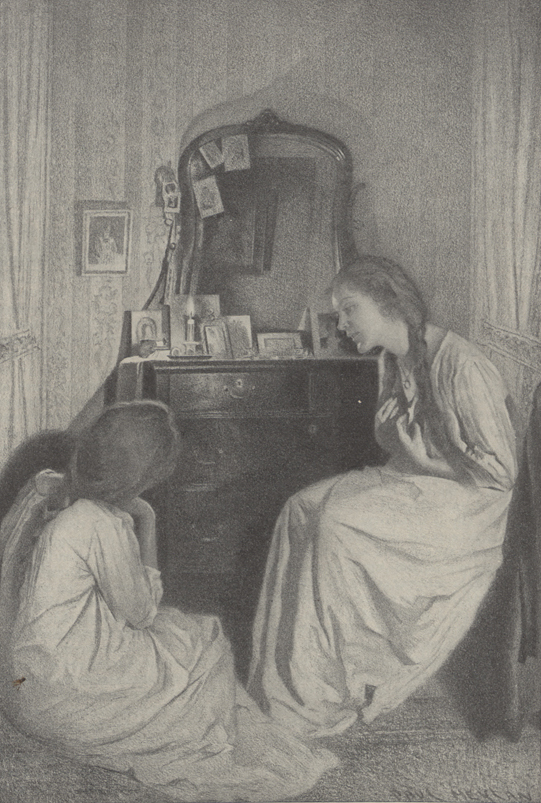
[223,378,255,399]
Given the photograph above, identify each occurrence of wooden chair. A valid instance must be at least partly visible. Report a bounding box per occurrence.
[441,382,541,740]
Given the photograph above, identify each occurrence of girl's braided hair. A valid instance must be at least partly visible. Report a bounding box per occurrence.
[331,255,452,456]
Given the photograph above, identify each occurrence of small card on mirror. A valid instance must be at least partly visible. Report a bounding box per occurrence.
[222,134,251,172]
[199,140,224,170]
[193,176,224,218]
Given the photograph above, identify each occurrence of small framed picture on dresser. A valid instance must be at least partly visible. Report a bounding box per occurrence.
[203,319,233,359]
[311,310,356,357]
[129,309,169,357]
[257,331,303,358]
[223,315,253,359]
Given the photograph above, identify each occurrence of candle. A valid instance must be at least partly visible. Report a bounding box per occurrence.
[186,297,196,341]
[186,312,195,342]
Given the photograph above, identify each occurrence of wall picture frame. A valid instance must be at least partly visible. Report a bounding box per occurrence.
[76,201,131,275]
[256,331,303,358]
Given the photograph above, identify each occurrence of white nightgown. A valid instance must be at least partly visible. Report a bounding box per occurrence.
[0,493,337,801]
[247,331,517,738]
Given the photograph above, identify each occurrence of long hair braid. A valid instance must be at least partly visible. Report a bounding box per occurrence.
[332,256,453,457]
[407,319,450,454]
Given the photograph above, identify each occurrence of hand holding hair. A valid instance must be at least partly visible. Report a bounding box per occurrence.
[122,496,158,569]
[376,396,400,426]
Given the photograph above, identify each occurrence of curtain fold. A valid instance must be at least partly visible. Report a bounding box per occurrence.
[0,0,51,465]
[471,0,541,430]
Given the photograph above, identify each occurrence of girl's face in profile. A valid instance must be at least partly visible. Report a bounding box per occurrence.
[332,286,390,355]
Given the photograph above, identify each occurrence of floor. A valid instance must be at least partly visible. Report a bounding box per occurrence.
[1,578,539,803]
[165,572,541,803]
[0,680,538,803]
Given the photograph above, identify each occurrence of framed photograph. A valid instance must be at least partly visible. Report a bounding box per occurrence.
[203,319,233,359]
[169,294,221,349]
[257,331,303,358]
[310,310,358,357]
[223,315,253,359]
[78,203,131,274]
[130,309,169,352]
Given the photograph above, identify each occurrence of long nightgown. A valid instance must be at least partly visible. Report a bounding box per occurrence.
[0,486,337,802]
[247,330,517,738]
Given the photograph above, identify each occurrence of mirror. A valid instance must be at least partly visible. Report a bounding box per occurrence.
[153,110,356,333]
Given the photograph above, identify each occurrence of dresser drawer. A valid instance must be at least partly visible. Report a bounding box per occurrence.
[169,415,338,486]
[137,357,381,577]
[162,486,249,574]
[168,369,309,413]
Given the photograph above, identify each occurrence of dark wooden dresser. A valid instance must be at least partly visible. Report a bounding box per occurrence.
[116,355,381,676]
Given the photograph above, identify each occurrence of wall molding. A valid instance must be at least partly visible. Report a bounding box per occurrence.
[0,330,40,365]
[479,320,541,371]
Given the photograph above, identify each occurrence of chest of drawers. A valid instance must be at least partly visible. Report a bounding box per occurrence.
[116,356,380,673]
[119,356,379,572]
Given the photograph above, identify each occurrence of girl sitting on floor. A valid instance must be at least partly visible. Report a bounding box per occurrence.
[0,400,337,802]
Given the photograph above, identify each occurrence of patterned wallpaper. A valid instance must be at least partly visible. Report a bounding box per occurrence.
[44,0,473,429]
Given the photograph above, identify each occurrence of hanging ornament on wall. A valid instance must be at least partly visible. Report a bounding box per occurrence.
[155,164,180,225]
[145,165,181,309]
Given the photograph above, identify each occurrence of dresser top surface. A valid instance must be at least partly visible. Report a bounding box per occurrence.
[132,354,380,375]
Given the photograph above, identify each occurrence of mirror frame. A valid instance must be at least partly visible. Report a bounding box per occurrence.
[147,109,356,308]
[177,109,354,297]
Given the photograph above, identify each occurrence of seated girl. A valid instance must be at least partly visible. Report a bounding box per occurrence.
[0,400,337,801]
[247,256,517,738]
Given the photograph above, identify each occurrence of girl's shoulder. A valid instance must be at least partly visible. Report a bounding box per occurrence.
[431,329,508,397]
[47,498,118,546]
[431,329,497,371]
[54,497,106,522]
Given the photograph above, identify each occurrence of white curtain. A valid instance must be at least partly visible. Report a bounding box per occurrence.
[471,0,541,431]
[0,0,51,465]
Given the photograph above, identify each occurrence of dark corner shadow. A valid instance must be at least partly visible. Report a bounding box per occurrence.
[0,430,76,525]
[438,561,527,743]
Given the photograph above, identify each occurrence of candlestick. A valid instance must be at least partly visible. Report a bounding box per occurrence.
[186,312,195,342]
